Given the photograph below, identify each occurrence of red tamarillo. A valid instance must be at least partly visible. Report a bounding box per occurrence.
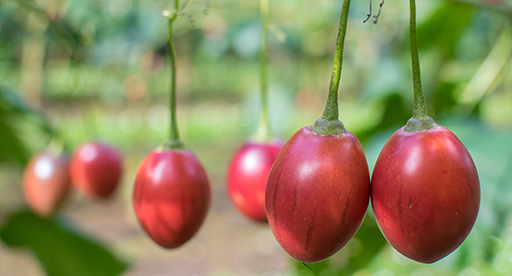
[132,0,211,248]
[23,152,72,216]
[71,141,123,199]
[266,127,369,262]
[227,0,283,223]
[265,0,370,263]
[228,141,283,222]
[370,0,480,263]
[133,149,211,248]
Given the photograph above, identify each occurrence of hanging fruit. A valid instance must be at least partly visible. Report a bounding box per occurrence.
[70,141,123,199]
[370,0,480,263]
[132,1,211,249]
[23,151,72,217]
[227,0,284,223]
[228,141,283,222]
[265,0,370,263]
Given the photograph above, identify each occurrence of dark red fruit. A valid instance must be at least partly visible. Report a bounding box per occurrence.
[22,152,72,216]
[266,127,370,263]
[133,149,211,248]
[227,140,284,222]
[70,142,123,199]
[371,125,480,263]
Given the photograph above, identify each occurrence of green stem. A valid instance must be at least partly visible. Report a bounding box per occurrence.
[409,0,426,120]
[311,0,350,136]
[41,115,70,154]
[323,0,350,121]
[403,0,437,132]
[165,1,184,149]
[254,0,271,141]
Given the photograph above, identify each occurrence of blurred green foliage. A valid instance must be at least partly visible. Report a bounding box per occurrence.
[0,211,127,276]
[1,0,512,275]
[0,87,31,166]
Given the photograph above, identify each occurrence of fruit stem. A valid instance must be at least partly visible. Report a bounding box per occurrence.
[403,0,437,132]
[165,1,184,149]
[253,0,271,142]
[47,138,66,156]
[41,115,70,154]
[409,0,426,120]
[311,0,350,136]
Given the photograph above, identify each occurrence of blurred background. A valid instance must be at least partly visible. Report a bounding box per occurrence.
[1,0,512,275]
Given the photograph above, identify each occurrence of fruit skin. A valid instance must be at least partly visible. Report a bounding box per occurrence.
[266,126,370,263]
[371,125,480,263]
[133,149,211,249]
[70,142,123,199]
[227,140,284,222]
[22,152,72,216]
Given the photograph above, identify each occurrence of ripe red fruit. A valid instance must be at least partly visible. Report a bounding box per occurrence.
[371,126,480,263]
[70,142,123,199]
[227,140,284,222]
[22,152,72,216]
[266,127,370,263]
[133,149,211,248]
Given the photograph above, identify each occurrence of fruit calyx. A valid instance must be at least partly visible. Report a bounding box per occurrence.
[311,117,346,136]
[403,116,438,133]
[163,139,185,150]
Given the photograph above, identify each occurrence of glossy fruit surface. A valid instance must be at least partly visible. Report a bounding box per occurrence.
[70,142,123,199]
[133,148,211,249]
[22,152,72,216]
[371,125,480,263]
[227,140,283,222]
[266,126,370,263]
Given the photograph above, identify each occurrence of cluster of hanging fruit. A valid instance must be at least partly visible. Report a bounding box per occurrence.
[23,141,123,217]
[21,0,480,266]
[129,0,480,265]
[263,0,479,264]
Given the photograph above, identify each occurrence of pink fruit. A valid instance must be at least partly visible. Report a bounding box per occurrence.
[133,149,211,248]
[227,140,284,222]
[266,126,370,262]
[371,125,480,263]
[23,152,72,216]
[70,142,123,199]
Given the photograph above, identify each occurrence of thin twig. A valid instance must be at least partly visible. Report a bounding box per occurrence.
[363,0,372,23]
[179,0,191,12]
[302,262,312,270]
[372,0,385,24]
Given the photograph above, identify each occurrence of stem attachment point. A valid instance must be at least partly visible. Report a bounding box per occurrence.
[163,140,185,150]
[403,116,437,133]
[311,118,346,136]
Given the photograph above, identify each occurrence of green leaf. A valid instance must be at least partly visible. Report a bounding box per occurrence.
[0,118,29,166]
[0,88,30,165]
[0,211,127,276]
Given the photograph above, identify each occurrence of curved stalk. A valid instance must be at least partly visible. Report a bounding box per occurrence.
[311,0,351,136]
